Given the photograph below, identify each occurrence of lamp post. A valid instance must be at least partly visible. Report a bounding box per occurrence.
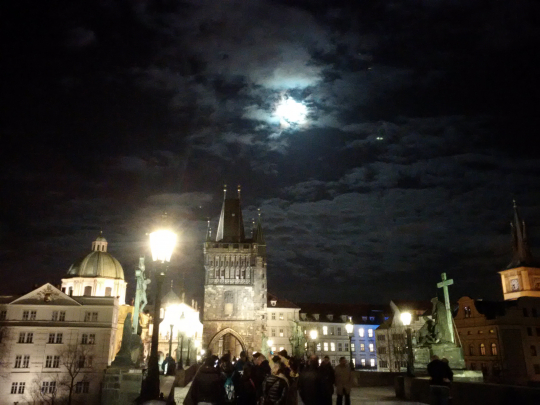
[142,228,177,400]
[345,320,354,370]
[400,312,414,377]
[178,312,186,369]
[168,324,174,363]
[309,329,318,356]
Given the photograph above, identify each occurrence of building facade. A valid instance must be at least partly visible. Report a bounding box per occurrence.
[266,294,302,356]
[202,186,267,356]
[0,284,121,405]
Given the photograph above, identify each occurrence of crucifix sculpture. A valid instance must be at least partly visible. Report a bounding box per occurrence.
[437,272,455,344]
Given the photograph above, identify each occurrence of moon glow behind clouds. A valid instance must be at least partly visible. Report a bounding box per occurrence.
[275,97,308,127]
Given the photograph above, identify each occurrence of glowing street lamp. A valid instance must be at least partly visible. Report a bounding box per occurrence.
[400,312,414,377]
[309,329,318,355]
[142,225,177,400]
[345,320,354,370]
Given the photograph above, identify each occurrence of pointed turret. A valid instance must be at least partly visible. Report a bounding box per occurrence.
[215,184,246,243]
[253,208,266,257]
[506,200,536,269]
[206,219,212,242]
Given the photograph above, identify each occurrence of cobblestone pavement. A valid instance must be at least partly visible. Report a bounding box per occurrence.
[174,384,424,405]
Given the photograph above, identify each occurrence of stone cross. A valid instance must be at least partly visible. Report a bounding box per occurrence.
[437,273,455,344]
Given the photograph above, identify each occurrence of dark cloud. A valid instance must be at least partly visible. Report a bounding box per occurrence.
[1,0,540,305]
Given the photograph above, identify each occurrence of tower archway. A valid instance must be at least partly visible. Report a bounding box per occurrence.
[207,327,248,358]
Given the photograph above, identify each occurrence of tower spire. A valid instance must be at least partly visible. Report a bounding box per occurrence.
[215,183,245,242]
[507,200,535,269]
[206,218,212,242]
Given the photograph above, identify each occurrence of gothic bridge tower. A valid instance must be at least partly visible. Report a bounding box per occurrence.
[202,185,267,356]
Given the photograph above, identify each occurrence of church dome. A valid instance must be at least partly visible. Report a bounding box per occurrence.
[66,234,125,280]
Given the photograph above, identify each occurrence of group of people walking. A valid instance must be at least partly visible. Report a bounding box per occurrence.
[189,351,355,405]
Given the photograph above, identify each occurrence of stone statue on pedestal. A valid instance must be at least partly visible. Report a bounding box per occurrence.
[132,256,150,334]
[112,313,142,367]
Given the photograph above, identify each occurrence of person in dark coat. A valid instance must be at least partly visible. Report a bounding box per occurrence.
[427,355,453,405]
[262,362,289,405]
[298,356,323,405]
[252,353,272,400]
[238,363,258,405]
[190,357,226,405]
[319,356,335,405]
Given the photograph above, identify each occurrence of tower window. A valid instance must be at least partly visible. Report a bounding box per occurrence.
[84,286,92,296]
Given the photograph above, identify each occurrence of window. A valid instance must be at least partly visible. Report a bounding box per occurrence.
[323,326,328,335]
[378,335,386,342]
[531,345,537,357]
[78,355,86,368]
[19,332,33,343]
[52,311,58,321]
[271,329,276,337]
[271,313,276,320]
[14,355,22,368]
[344,343,349,351]
[76,381,90,394]
[279,313,284,320]
[316,343,321,351]
[279,329,284,337]
[49,333,56,344]
[271,346,276,352]
[362,316,367,321]
[85,312,98,322]
[22,310,29,320]
[478,330,484,334]
[368,329,373,338]
[338,343,343,351]
[370,359,375,367]
[324,342,329,351]
[84,286,92,296]
[88,334,95,344]
[369,343,374,352]
[82,334,88,344]
[105,287,112,297]
[489,329,495,334]
[469,344,474,356]
[331,342,336,352]
[351,343,355,352]
[491,343,498,356]
[0,310,6,320]
[360,343,365,352]
[19,355,29,368]
[56,333,63,343]
[379,347,387,354]
[279,347,284,352]
[45,355,59,368]
[464,306,471,318]
[59,311,66,321]
[359,328,365,338]
[337,327,341,336]
[330,327,335,336]
[380,360,388,368]
[480,344,486,355]
[11,382,25,394]
[361,359,366,366]
[369,316,375,321]
[41,381,56,394]
[331,359,336,366]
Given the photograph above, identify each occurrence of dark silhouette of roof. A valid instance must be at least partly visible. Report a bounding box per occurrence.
[297,302,389,324]
[268,293,299,309]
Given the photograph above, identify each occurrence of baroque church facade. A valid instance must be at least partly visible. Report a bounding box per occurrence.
[202,186,268,356]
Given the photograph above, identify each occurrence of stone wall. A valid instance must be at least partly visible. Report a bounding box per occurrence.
[402,376,540,405]
[354,371,404,387]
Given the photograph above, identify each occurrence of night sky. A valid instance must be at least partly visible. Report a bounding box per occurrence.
[2,0,540,305]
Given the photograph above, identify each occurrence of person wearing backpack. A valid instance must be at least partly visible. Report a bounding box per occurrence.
[190,356,226,405]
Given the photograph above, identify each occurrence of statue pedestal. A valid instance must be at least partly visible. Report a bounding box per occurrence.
[414,343,466,371]
[101,367,144,405]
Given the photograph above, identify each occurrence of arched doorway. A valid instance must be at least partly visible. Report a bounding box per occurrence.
[207,328,247,358]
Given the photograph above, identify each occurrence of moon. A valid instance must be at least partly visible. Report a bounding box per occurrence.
[275,97,308,127]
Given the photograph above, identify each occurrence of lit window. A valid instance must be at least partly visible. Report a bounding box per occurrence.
[331,342,336,351]
[370,359,375,367]
[324,342,329,351]
[323,326,328,335]
[279,313,284,320]
[491,343,498,355]
[271,347,276,352]
[361,359,366,366]
[351,343,355,352]
[279,329,284,337]
[359,328,364,337]
[317,343,321,351]
[330,327,335,335]
[480,343,486,356]
[368,329,373,338]
[369,343,374,352]
[279,347,284,351]
[360,344,365,352]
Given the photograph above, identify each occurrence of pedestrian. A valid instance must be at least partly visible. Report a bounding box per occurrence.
[190,356,226,405]
[235,351,248,373]
[261,362,289,405]
[298,356,323,405]
[427,355,453,405]
[286,357,300,405]
[238,363,258,405]
[319,356,335,405]
[334,357,352,405]
[252,353,271,401]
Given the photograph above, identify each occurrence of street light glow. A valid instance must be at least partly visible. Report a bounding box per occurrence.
[309,329,318,340]
[345,321,354,334]
[149,230,177,262]
[400,312,412,326]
